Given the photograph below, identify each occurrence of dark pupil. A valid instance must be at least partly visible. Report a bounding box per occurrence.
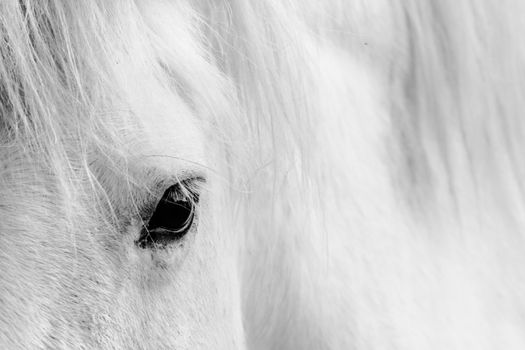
[136,185,196,249]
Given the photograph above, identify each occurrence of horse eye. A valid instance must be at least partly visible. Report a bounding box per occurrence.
[136,180,200,249]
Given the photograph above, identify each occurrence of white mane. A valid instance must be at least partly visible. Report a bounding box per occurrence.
[5,1,524,216]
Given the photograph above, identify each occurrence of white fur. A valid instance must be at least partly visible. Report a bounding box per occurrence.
[1,0,525,349]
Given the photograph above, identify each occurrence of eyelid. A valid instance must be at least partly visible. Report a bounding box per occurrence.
[149,172,206,198]
[135,174,206,224]
[167,177,204,203]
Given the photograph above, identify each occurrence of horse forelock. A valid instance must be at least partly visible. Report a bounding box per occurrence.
[389,1,525,223]
[1,0,525,222]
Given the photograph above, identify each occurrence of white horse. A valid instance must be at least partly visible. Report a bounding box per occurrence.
[2,0,525,349]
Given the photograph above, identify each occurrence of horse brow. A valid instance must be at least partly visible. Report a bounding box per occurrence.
[143,165,207,192]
